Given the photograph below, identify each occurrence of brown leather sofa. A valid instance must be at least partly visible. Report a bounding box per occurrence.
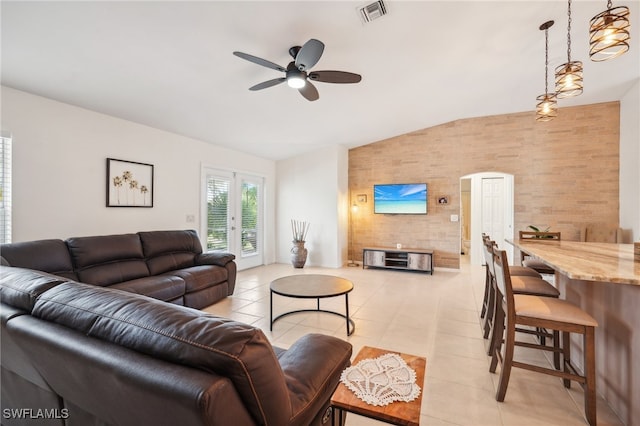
[0,266,353,426]
[0,230,236,309]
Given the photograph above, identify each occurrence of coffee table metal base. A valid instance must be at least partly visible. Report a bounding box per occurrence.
[270,274,355,336]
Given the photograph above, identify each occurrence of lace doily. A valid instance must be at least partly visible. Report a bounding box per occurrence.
[340,352,421,406]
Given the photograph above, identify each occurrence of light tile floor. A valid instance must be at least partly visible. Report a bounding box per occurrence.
[202,258,624,426]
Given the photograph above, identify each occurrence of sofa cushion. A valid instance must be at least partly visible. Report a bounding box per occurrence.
[110,275,186,302]
[32,281,292,425]
[0,266,68,312]
[164,265,227,293]
[184,284,229,310]
[138,230,202,275]
[66,234,149,286]
[0,239,77,280]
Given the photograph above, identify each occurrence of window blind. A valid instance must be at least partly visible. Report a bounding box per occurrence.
[0,136,12,243]
[205,176,230,251]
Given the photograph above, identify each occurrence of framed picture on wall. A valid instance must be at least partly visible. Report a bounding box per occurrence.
[106,158,154,207]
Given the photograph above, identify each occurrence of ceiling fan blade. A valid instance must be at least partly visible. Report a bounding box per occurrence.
[309,71,362,84]
[299,81,319,101]
[295,39,324,71]
[233,51,286,72]
[249,78,286,91]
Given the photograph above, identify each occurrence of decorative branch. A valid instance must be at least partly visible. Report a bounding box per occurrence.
[291,219,310,242]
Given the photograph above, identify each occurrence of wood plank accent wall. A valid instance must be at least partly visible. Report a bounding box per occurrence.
[349,102,620,269]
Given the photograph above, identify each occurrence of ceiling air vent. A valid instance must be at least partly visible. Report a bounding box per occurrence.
[358,0,388,23]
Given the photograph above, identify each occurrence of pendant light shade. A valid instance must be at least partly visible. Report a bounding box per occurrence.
[589,1,630,61]
[536,93,558,122]
[556,0,583,98]
[555,61,584,98]
[537,21,558,122]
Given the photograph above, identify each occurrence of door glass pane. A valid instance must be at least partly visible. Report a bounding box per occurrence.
[241,180,258,256]
[206,176,230,251]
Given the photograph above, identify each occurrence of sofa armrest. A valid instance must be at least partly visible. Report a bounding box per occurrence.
[278,333,352,424]
[195,252,236,267]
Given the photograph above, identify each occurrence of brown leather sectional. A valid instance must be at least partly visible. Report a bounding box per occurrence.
[0,266,353,425]
[0,229,236,309]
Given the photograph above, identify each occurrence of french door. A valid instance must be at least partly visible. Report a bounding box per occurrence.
[201,168,263,270]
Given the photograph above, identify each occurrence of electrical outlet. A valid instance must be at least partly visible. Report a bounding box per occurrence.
[186,214,195,223]
[450,214,459,222]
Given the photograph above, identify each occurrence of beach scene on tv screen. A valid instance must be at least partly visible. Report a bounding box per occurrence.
[374,184,427,214]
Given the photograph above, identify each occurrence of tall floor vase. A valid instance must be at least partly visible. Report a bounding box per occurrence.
[291,241,308,268]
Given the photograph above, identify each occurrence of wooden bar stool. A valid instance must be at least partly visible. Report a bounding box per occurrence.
[482,239,561,368]
[490,248,598,426]
[519,230,561,275]
[480,234,542,324]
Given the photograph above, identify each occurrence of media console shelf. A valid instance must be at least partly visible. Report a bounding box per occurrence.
[362,247,433,274]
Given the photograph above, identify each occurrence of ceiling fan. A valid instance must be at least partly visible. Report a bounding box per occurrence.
[233,39,362,102]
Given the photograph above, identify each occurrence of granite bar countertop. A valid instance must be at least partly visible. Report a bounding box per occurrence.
[508,239,639,286]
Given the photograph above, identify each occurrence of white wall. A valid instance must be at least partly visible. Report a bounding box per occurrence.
[620,78,640,242]
[1,86,277,261]
[276,145,348,268]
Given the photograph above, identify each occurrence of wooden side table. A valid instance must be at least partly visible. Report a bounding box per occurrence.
[331,346,426,426]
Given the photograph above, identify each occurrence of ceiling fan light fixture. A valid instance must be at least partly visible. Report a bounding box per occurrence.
[286,63,307,89]
[287,75,306,89]
[233,38,360,101]
[589,1,630,61]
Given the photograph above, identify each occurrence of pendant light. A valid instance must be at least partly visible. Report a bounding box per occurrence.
[589,0,630,61]
[537,21,558,122]
[555,0,583,98]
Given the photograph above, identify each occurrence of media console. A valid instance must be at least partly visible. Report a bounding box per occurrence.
[362,247,433,274]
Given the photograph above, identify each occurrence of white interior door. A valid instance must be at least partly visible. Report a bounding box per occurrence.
[467,173,514,265]
[202,168,263,270]
[482,177,505,244]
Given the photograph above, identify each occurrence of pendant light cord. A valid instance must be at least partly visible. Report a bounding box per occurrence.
[545,25,550,94]
[566,0,573,62]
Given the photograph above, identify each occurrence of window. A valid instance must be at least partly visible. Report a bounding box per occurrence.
[0,136,12,244]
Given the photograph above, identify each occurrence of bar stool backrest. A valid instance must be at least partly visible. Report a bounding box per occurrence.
[492,247,515,311]
[518,231,561,240]
[482,239,497,279]
[518,231,561,264]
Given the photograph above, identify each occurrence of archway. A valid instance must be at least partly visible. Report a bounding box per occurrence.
[460,172,515,266]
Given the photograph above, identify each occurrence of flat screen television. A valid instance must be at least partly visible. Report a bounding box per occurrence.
[373,183,428,214]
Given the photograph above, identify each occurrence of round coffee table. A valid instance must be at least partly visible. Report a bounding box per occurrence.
[270,274,355,336]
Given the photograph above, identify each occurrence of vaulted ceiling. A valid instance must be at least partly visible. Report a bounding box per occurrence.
[2,1,638,160]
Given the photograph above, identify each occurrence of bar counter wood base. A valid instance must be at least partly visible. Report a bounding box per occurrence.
[331,346,426,426]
